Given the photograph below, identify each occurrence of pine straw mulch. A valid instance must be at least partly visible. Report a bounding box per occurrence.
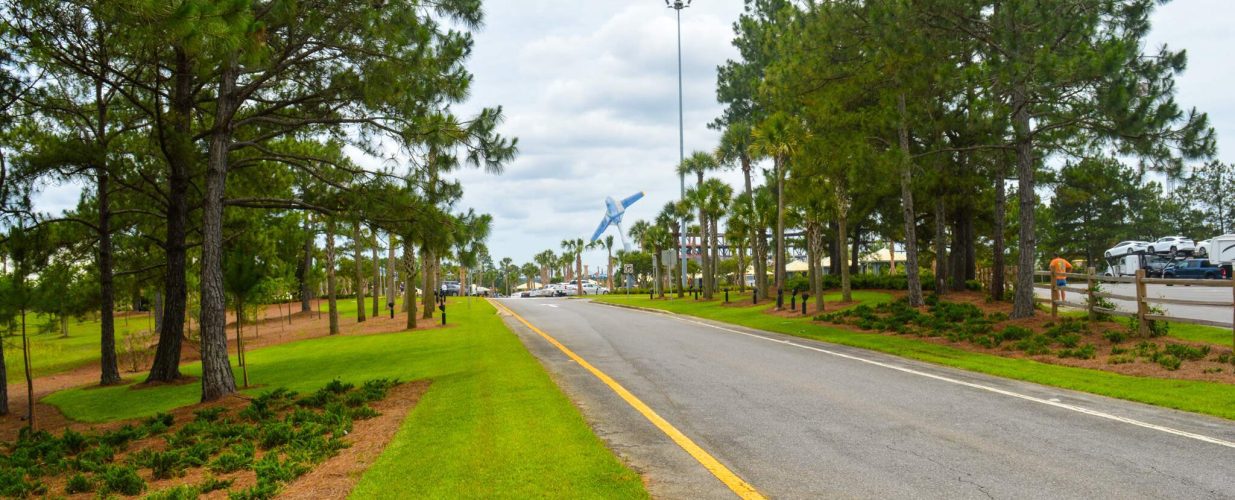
[2,299,442,443]
[807,290,1235,384]
[7,380,430,499]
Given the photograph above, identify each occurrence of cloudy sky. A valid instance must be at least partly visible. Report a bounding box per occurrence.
[30,0,1235,273]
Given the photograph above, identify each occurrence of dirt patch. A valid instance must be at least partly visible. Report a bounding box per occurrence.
[2,299,441,442]
[279,380,431,499]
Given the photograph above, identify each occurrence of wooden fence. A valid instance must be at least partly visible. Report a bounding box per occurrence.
[1033,268,1235,348]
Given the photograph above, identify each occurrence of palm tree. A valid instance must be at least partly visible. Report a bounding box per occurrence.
[658,201,692,298]
[678,151,720,297]
[726,198,753,293]
[561,238,586,296]
[499,257,514,295]
[750,112,802,308]
[588,235,616,290]
[534,250,555,287]
[521,262,538,291]
[701,178,734,295]
[718,122,758,296]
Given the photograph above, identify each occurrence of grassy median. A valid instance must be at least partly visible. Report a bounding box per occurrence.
[593,292,1235,420]
[41,298,647,498]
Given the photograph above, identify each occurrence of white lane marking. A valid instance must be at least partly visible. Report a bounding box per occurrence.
[623,306,1235,450]
[542,304,559,308]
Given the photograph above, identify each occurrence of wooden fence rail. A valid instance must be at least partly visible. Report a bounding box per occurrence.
[1032,268,1235,350]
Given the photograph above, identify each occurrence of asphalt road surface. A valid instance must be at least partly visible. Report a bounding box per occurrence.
[1035,282,1233,326]
[496,297,1235,499]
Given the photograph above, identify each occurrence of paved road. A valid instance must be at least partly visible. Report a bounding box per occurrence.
[1035,282,1232,326]
[497,297,1235,499]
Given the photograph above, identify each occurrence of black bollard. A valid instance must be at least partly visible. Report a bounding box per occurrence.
[776,288,784,309]
[790,292,796,310]
[802,294,809,315]
[724,289,729,303]
[650,289,654,300]
[753,289,758,305]
[439,303,446,326]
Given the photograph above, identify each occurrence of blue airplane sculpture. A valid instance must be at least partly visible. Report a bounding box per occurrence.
[590,192,644,251]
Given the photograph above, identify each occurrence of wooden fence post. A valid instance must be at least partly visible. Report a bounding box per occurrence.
[1086,267,1096,320]
[1135,269,1148,337]
[1050,274,1058,318]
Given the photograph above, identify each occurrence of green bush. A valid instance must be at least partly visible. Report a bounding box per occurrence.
[1056,333,1082,349]
[1000,326,1033,341]
[228,482,279,500]
[1015,335,1052,356]
[1108,354,1135,364]
[1156,354,1182,371]
[1165,343,1210,361]
[199,475,234,493]
[259,422,295,450]
[1058,344,1096,360]
[146,484,200,500]
[194,407,227,423]
[1102,329,1127,344]
[0,467,45,498]
[99,464,146,496]
[253,455,309,485]
[208,444,255,474]
[65,472,95,494]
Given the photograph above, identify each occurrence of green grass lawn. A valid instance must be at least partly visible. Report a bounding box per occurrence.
[593,292,1235,421]
[1166,322,1234,348]
[42,298,647,498]
[1,295,405,383]
[2,312,155,382]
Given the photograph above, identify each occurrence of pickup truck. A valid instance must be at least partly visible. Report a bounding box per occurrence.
[1163,259,1229,279]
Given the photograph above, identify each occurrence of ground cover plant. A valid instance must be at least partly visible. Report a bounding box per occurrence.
[0,378,396,499]
[592,293,1235,420]
[38,299,647,498]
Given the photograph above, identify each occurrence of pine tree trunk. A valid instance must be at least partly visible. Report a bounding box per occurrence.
[353,221,366,322]
[386,233,397,314]
[992,162,1007,301]
[1011,83,1037,319]
[742,155,758,299]
[422,248,435,319]
[775,156,787,306]
[839,199,852,303]
[198,58,239,402]
[0,324,7,415]
[371,238,380,317]
[299,221,313,312]
[326,220,339,334]
[97,165,120,385]
[897,94,924,306]
[934,197,948,295]
[21,307,33,428]
[404,239,416,329]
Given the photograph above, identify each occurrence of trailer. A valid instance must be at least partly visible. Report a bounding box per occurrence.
[1208,233,1235,275]
[1103,252,1181,278]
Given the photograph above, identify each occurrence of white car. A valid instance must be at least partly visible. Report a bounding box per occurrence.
[1104,240,1149,258]
[1147,236,1196,255]
[1196,239,1212,257]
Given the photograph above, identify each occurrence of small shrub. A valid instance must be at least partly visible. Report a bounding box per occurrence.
[972,335,1001,349]
[208,443,255,474]
[199,475,234,493]
[146,484,200,500]
[148,450,186,479]
[1000,326,1032,341]
[99,464,146,496]
[120,328,157,372]
[1217,352,1234,365]
[194,407,227,423]
[60,429,91,455]
[1156,354,1182,371]
[1058,344,1096,360]
[1165,343,1210,361]
[253,455,309,485]
[260,422,295,450]
[65,472,95,494]
[1056,333,1082,349]
[1203,367,1225,374]
[228,482,279,500]
[1102,330,1127,344]
[1015,335,1052,356]
[1110,346,1129,355]
[324,378,354,394]
[1108,354,1135,365]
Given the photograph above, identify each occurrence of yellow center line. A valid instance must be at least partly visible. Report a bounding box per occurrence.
[489,299,766,500]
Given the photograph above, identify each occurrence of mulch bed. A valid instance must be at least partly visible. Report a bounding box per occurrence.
[807,291,1235,384]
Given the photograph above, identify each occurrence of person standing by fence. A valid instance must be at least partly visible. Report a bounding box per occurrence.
[1050,252,1074,301]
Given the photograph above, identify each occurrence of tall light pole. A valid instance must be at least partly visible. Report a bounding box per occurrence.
[667,0,690,293]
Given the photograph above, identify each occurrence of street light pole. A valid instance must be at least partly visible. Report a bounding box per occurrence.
[668,0,690,294]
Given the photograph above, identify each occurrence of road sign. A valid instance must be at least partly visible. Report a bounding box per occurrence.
[661,249,677,269]
[624,264,635,274]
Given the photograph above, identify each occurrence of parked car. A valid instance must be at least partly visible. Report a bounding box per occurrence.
[1196,239,1212,257]
[1104,240,1149,258]
[1147,236,1196,255]
[1144,255,1175,278]
[1163,259,1228,279]
[439,281,461,296]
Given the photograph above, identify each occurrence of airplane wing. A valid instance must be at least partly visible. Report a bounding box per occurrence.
[620,192,645,209]
[590,215,612,242]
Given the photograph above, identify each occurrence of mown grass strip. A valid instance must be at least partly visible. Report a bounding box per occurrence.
[593,293,1235,421]
[41,299,647,498]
